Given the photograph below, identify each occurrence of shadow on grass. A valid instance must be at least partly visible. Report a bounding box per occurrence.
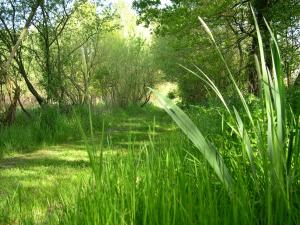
[0,157,89,169]
[0,143,91,172]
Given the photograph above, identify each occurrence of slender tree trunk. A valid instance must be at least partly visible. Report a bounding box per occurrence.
[16,56,45,106]
[40,4,53,102]
[18,97,31,118]
[1,0,43,74]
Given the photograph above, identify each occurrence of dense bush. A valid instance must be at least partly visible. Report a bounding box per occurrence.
[94,34,159,108]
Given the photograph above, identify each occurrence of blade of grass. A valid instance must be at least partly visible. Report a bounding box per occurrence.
[198,16,256,130]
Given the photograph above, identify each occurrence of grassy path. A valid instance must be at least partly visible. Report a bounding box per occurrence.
[0,144,90,224]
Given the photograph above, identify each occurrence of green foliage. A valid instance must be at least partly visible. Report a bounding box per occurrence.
[288,75,300,116]
[94,33,159,108]
[152,88,233,189]
[150,25,237,104]
[134,0,300,102]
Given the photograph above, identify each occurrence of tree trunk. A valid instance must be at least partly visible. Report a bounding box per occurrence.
[2,85,21,125]
[248,0,273,95]
[248,37,260,95]
[16,56,45,106]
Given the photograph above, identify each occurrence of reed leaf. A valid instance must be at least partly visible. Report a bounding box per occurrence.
[150,88,233,190]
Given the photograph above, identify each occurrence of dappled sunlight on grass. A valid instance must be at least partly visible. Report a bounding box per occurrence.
[0,144,91,224]
[0,109,176,224]
[0,147,89,168]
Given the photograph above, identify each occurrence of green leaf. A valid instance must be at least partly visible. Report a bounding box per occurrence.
[150,88,233,190]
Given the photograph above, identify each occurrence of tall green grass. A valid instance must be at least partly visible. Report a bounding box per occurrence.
[57,133,242,225]
[0,105,123,156]
[14,12,300,225]
[152,11,300,224]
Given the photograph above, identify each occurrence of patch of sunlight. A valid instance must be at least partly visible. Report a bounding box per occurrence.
[0,143,91,224]
[1,146,89,165]
[151,82,180,107]
[48,144,87,151]
[127,130,149,135]
[117,122,146,127]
